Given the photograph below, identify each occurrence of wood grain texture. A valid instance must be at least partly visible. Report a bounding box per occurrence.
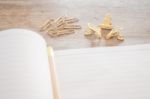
[0,0,150,50]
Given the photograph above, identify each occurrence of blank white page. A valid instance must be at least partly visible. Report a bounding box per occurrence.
[0,29,53,99]
[55,44,150,99]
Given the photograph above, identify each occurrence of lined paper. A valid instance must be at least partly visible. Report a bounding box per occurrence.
[55,44,150,99]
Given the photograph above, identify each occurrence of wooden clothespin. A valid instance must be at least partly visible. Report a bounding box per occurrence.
[85,23,101,39]
[106,28,124,41]
[100,13,113,30]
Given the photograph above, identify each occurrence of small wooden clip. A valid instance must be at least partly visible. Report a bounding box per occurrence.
[58,29,75,35]
[64,25,81,29]
[117,34,124,41]
[85,28,94,36]
[106,29,118,39]
[100,13,113,30]
[48,30,59,37]
[85,23,101,39]
[88,23,101,39]
[41,19,54,31]
[65,18,79,24]
[106,28,124,41]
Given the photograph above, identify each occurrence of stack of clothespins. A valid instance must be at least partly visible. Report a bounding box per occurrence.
[85,13,124,41]
[41,17,81,37]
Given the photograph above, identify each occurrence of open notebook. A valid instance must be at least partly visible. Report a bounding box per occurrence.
[0,29,150,99]
[54,44,150,99]
[0,29,60,99]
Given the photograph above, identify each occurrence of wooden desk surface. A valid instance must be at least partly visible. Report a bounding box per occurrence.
[0,0,150,50]
[0,1,150,99]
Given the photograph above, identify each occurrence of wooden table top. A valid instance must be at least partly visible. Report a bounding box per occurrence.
[1,1,150,99]
[0,0,150,50]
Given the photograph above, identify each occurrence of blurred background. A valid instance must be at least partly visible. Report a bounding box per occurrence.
[0,0,150,50]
